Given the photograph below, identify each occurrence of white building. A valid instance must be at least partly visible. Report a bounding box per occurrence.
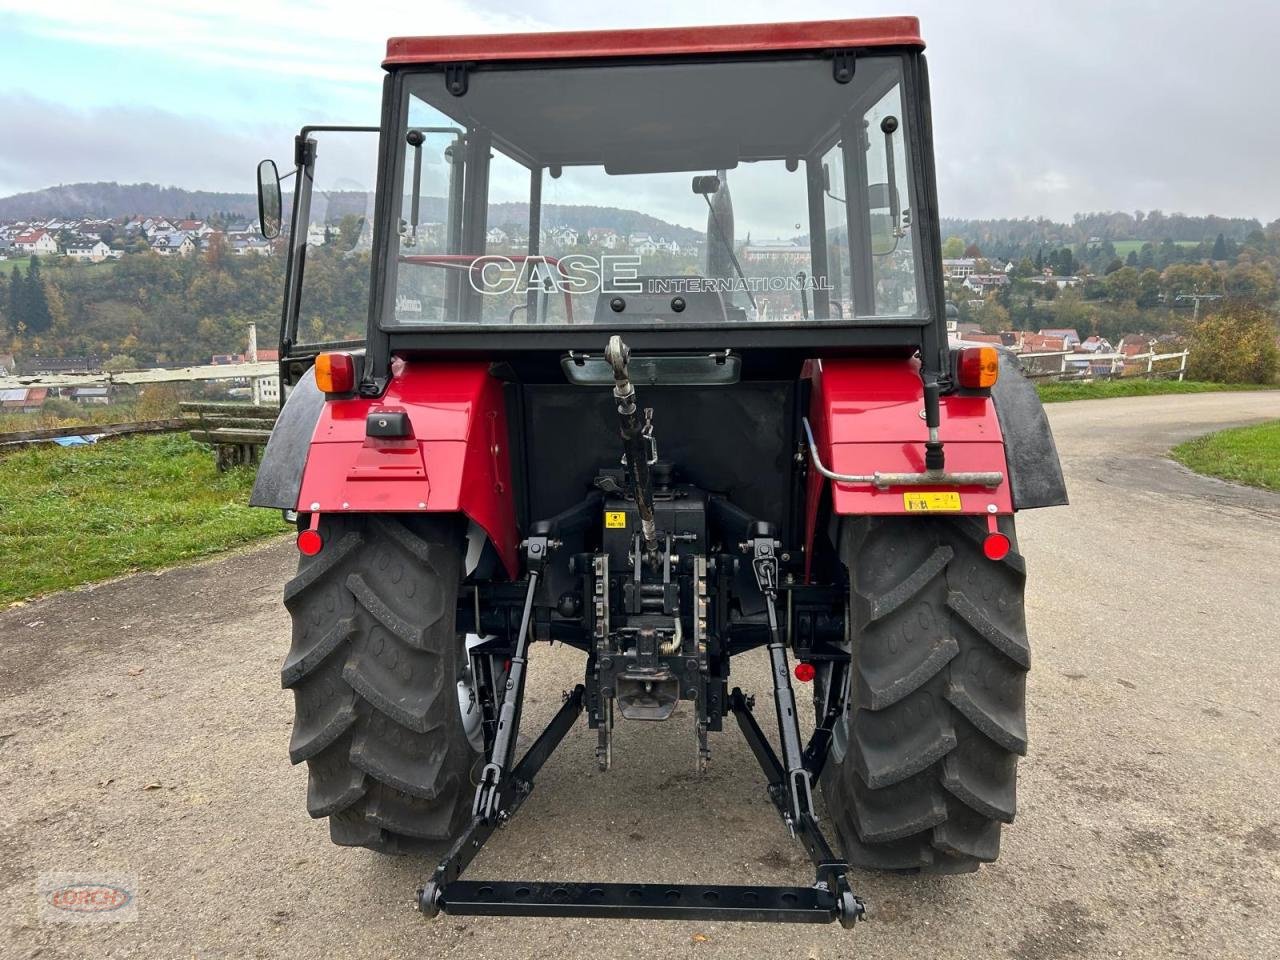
[13,229,59,256]
[65,239,112,262]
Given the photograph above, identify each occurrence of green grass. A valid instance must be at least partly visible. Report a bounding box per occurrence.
[0,433,287,604]
[1171,420,1280,492]
[1109,239,1201,256]
[1036,379,1278,404]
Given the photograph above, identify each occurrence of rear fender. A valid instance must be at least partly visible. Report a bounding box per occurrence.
[802,357,1012,569]
[255,360,519,578]
[802,355,1066,570]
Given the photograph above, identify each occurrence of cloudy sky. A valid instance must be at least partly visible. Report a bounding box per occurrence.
[1,0,1276,222]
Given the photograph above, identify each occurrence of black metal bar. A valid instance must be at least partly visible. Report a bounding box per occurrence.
[729,688,784,792]
[419,686,585,913]
[474,550,543,821]
[438,881,838,923]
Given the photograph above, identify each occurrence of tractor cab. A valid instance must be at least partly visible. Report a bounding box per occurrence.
[252,17,1065,931]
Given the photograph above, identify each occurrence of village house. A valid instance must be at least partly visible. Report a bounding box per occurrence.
[65,239,112,263]
[962,273,1009,295]
[12,229,59,256]
[942,257,976,279]
[1037,327,1081,349]
[587,227,621,249]
[150,233,195,257]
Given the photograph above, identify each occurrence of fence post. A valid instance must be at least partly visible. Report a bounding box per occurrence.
[1178,351,1187,382]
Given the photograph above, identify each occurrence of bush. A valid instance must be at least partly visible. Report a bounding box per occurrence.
[1186,303,1280,384]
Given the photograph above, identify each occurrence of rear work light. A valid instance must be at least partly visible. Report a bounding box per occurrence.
[957,346,999,389]
[315,352,356,394]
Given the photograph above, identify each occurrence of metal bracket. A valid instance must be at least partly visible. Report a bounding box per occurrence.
[832,50,856,84]
[444,62,469,96]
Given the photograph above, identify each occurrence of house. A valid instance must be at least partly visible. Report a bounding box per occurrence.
[0,353,15,376]
[151,233,195,257]
[12,229,59,256]
[545,226,579,247]
[942,257,976,280]
[230,237,272,257]
[628,233,658,254]
[1077,335,1114,353]
[65,239,112,263]
[588,228,621,249]
[1037,328,1081,349]
[0,387,48,412]
[306,223,328,246]
[70,386,111,405]
[1028,274,1082,290]
[962,273,1008,295]
[486,226,508,245]
[1119,334,1153,357]
[1017,333,1067,354]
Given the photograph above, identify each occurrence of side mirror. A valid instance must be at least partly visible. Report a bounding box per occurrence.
[257,159,282,239]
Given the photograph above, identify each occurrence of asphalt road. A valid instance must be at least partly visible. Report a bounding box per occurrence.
[2,391,1279,960]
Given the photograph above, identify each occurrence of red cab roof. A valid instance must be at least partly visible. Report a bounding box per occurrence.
[385,17,923,68]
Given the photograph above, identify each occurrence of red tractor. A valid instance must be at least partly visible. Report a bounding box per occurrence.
[251,16,1065,928]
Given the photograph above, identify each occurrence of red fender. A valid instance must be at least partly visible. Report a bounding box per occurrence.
[803,357,1013,571]
[295,360,519,578]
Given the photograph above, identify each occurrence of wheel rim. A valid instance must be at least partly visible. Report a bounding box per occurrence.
[457,633,488,753]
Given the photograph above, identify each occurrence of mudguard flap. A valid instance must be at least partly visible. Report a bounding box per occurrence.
[990,349,1069,509]
[249,366,325,511]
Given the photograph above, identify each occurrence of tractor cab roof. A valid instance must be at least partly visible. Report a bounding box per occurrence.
[384,17,924,68]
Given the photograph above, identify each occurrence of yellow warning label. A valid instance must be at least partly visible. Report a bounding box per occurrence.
[605,511,628,529]
[903,492,963,513]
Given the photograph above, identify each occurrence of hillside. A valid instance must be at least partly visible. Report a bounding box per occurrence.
[0,182,262,220]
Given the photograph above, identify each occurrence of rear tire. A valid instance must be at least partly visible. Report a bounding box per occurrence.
[819,515,1029,873]
[281,513,479,856]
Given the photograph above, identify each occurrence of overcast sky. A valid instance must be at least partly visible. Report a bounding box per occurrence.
[1,0,1277,222]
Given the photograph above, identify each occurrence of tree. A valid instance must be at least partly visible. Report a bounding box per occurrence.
[1136,269,1162,307]
[7,264,21,333]
[942,236,965,259]
[1125,250,1138,267]
[963,242,983,259]
[1186,303,1279,383]
[23,257,53,332]
[1103,258,1124,275]
[1104,266,1141,302]
[1212,232,1227,261]
[978,297,1009,333]
[1223,263,1277,305]
[102,354,141,373]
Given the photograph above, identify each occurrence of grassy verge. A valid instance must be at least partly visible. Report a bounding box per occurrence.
[0,433,288,604]
[1171,420,1280,492]
[1036,379,1277,404]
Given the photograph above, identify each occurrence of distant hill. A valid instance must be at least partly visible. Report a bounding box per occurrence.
[0,182,261,220]
[0,181,704,241]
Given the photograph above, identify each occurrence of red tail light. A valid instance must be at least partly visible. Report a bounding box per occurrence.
[315,352,355,394]
[957,346,999,389]
[297,529,324,555]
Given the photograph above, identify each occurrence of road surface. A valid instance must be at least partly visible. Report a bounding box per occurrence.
[2,391,1278,959]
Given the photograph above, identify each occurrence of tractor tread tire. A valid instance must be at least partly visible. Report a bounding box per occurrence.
[821,515,1029,874]
[282,514,476,856]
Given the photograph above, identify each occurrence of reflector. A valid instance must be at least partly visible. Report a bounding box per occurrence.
[957,346,999,389]
[315,352,356,394]
[982,532,1010,561]
[794,662,816,683]
[297,529,324,555]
